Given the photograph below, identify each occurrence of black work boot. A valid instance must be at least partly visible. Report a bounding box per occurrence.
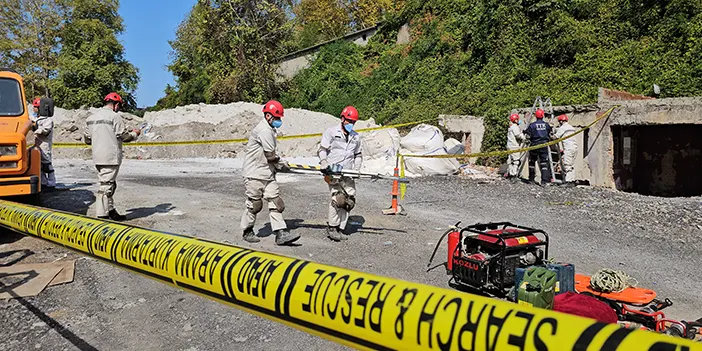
[275,228,300,246]
[108,209,126,221]
[337,227,348,240]
[327,225,342,242]
[243,227,260,243]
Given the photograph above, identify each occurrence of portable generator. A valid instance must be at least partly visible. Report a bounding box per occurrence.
[428,222,549,297]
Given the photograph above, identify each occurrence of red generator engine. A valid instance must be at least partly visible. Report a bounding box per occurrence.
[429,222,549,297]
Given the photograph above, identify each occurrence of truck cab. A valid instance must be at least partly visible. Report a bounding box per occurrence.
[0,68,42,203]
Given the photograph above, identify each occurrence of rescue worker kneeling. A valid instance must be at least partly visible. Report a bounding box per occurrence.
[240,100,299,246]
[318,106,363,242]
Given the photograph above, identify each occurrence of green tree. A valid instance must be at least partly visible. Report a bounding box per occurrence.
[156,0,294,109]
[282,0,702,165]
[290,0,396,48]
[0,0,66,99]
[292,0,349,47]
[51,0,139,109]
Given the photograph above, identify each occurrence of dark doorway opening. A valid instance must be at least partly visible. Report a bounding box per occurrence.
[612,125,702,197]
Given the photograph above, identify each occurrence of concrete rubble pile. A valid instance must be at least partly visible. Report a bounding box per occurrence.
[50,102,480,177]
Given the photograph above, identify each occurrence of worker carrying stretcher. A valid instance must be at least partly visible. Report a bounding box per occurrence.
[318,106,363,242]
[240,100,299,246]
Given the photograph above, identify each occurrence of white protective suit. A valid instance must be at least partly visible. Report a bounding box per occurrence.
[318,124,362,234]
[31,113,56,188]
[555,121,578,182]
[506,123,525,177]
[83,107,139,217]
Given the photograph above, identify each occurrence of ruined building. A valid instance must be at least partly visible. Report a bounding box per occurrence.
[518,88,702,197]
[441,88,702,197]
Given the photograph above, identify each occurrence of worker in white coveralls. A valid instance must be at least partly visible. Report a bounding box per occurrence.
[83,92,141,221]
[30,98,57,190]
[504,113,525,180]
[240,100,300,246]
[318,106,362,242]
[555,114,578,186]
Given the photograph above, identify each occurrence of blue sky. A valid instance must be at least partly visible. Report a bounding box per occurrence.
[117,1,195,108]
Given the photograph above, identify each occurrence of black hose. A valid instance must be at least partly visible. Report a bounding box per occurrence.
[427,221,461,270]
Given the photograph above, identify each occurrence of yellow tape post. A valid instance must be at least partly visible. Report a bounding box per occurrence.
[0,200,697,350]
[52,118,439,149]
[401,106,619,161]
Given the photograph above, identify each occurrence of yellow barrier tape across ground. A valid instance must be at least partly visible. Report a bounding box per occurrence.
[0,200,698,351]
[52,118,438,149]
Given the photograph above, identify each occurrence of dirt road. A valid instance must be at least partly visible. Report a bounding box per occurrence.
[1,158,701,350]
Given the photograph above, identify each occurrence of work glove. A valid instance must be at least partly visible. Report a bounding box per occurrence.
[83,131,92,145]
[276,161,291,172]
[132,128,141,137]
[331,163,343,174]
[320,159,331,175]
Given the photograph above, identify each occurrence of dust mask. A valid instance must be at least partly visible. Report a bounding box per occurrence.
[271,119,282,128]
[343,123,353,133]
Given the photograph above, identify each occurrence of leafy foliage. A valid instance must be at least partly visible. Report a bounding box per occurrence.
[154,0,295,110]
[50,0,139,110]
[0,0,66,99]
[281,0,702,164]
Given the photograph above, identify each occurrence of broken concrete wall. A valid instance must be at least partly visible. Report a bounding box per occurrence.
[598,87,655,103]
[438,115,485,163]
[516,96,702,195]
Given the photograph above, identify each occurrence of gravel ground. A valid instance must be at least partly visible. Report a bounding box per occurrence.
[0,158,701,351]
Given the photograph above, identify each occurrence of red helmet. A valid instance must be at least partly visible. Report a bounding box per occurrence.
[535,109,545,119]
[32,98,41,107]
[262,100,284,118]
[340,106,359,121]
[104,92,123,103]
[557,114,568,122]
[509,113,519,123]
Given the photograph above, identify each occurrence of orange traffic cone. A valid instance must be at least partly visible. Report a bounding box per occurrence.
[382,161,406,216]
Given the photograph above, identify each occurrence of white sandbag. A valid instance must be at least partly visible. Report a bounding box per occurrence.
[358,128,401,176]
[400,124,445,153]
[444,138,465,155]
[401,147,459,176]
[362,128,400,160]
[399,124,459,176]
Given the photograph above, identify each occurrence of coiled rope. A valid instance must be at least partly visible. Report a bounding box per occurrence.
[590,269,638,293]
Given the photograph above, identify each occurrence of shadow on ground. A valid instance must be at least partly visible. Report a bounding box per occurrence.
[126,203,175,220]
[257,215,406,238]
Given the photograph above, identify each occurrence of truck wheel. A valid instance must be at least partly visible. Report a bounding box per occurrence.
[16,193,43,207]
[28,193,43,207]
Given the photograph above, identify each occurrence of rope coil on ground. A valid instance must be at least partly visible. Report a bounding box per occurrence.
[590,268,638,293]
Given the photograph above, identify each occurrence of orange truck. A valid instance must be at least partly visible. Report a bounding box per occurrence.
[0,68,43,204]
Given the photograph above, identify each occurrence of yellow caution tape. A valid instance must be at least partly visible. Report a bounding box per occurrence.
[53,118,438,149]
[288,163,322,170]
[399,155,407,200]
[401,106,619,160]
[0,199,697,350]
